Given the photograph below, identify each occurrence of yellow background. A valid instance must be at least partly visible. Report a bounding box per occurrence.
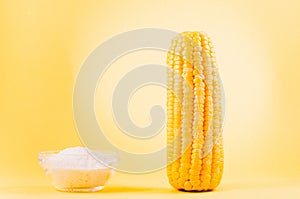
[1,0,300,198]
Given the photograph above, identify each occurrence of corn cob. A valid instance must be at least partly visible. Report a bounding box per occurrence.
[166,32,224,191]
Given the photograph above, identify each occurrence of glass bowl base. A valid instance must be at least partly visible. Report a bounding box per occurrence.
[54,185,104,192]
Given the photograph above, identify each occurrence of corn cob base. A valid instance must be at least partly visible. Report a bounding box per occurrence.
[166,32,224,191]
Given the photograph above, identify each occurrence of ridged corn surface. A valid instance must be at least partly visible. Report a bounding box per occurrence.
[166,32,224,191]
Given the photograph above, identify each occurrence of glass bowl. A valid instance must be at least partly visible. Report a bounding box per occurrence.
[38,148,118,192]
